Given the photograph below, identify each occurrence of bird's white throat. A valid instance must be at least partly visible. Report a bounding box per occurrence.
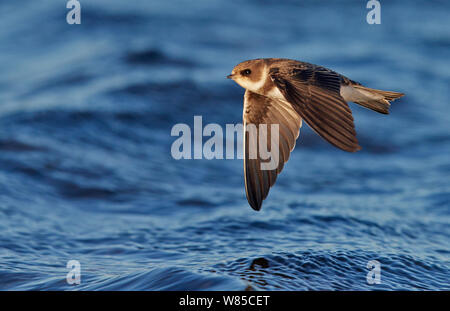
[235,65,268,93]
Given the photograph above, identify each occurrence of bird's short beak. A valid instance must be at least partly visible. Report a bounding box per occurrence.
[227,74,234,79]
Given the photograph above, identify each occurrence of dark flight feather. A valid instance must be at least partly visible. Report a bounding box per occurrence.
[243,90,302,210]
[270,62,361,152]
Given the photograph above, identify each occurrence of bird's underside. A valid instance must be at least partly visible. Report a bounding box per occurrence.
[233,59,404,210]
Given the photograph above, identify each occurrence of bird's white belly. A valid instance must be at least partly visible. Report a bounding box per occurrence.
[340,85,383,102]
[266,86,287,101]
[267,84,367,103]
[340,85,361,102]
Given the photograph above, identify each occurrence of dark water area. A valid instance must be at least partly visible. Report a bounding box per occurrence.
[0,0,449,290]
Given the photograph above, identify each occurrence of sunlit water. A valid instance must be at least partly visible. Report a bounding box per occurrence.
[0,0,448,290]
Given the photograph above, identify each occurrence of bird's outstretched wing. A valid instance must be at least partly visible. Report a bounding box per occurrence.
[269,62,361,152]
[243,90,302,211]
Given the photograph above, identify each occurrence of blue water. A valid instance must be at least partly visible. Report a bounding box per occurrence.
[0,0,449,290]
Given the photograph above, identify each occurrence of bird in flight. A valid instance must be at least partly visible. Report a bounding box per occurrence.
[227,58,404,211]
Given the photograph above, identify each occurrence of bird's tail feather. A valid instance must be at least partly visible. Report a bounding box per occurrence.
[351,85,404,114]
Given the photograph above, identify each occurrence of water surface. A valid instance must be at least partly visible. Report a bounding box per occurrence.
[0,0,449,290]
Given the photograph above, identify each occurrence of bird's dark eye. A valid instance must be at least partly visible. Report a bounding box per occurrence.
[241,69,252,76]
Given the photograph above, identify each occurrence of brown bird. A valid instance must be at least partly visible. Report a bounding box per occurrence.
[227,58,404,211]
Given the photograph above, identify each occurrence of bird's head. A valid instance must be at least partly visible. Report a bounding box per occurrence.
[227,59,266,92]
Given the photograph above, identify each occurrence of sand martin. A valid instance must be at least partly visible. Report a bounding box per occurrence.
[227,58,404,211]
